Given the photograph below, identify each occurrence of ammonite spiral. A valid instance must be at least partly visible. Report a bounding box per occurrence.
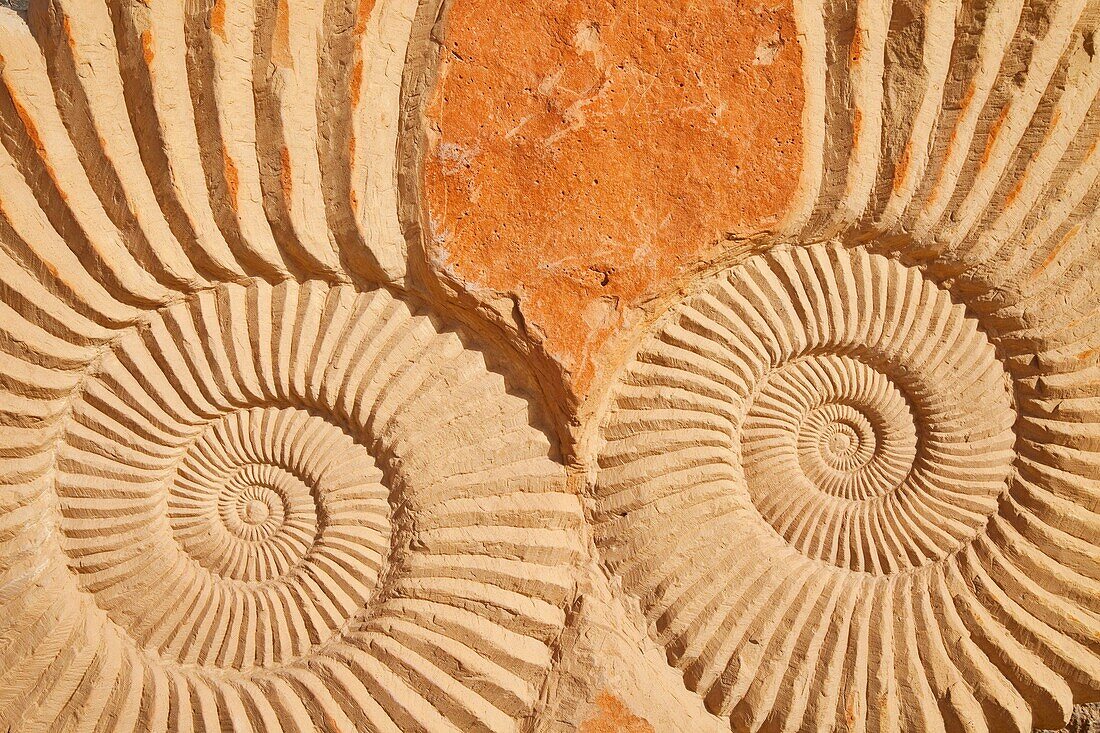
[1,279,583,731]
[0,1,585,729]
[594,243,1100,732]
[2,0,1099,729]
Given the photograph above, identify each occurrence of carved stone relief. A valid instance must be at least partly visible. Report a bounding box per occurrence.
[0,1,1096,732]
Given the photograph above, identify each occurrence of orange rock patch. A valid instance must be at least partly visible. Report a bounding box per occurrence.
[423,0,803,402]
[579,692,654,733]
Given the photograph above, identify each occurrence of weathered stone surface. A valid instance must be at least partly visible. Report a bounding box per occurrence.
[1042,703,1100,733]
[0,1,1097,732]
[579,693,655,732]
[422,0,804,410]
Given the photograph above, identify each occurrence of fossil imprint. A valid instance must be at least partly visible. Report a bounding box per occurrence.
[594,244,1095,731]
[0,0,1098,732]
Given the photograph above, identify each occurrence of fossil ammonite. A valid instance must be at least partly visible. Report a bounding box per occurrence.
[0,2,584,730]
[1,277,584,732]
[2,0,1100,729]
[593,242,1100,732]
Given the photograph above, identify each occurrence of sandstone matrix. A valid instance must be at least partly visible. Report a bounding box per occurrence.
[0,0,1097,731]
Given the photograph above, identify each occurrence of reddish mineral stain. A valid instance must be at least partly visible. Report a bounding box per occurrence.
[280,146,293,201]
[210,0,227,39]
[424,0,803,402]
[140,29,155,66]
[579,692,655,733]
[354,0,374,33]
[222,145,240,210]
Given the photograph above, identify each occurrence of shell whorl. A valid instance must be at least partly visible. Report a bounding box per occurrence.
[0,0,1098,729]
[2,279,583,732]
[0,2,585,729]
[594,243,1100,732]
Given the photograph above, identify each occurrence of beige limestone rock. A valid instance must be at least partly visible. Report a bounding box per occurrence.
[0,1,1097,732]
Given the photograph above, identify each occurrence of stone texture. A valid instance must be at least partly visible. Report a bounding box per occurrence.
[579,693,655,733]
[0,1,1097,732]
[1042,703,1100,733]
[422,0,804,412]
[593,243,1082,730]
[0,0,26,16]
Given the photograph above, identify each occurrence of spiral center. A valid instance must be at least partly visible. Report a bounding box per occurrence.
[824,425,857,460]
[243,498,270,525]
[791,397,890,494]
[222,483,285,539]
